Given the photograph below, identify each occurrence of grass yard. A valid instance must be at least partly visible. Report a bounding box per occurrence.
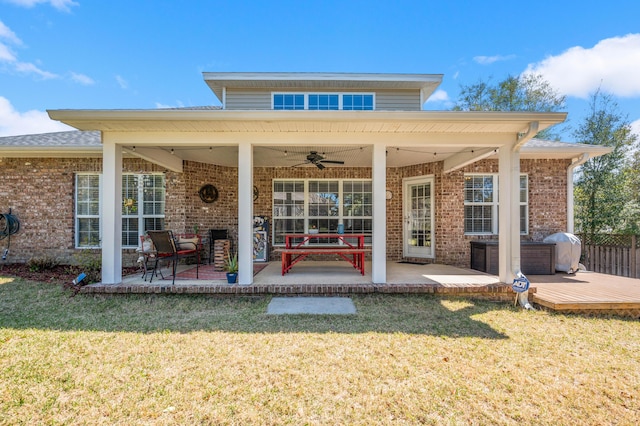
[1,277,639,425]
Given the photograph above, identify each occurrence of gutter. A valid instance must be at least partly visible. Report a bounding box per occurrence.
[566,153,590,234]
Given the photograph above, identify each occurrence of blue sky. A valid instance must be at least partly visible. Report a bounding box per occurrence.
[1,0,639,140]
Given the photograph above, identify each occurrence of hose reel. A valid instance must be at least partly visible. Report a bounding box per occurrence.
[0,209,20,261]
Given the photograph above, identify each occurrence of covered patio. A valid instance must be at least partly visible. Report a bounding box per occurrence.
[48,108,571,287]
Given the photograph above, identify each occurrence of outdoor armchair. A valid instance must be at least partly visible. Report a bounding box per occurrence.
[147,230,200,285]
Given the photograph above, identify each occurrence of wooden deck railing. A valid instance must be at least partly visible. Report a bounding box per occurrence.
[578,234,639,278]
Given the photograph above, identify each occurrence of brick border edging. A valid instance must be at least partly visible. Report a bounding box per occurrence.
[80,283,517,301]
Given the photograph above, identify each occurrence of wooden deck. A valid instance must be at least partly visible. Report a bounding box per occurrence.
[530,271,640,317]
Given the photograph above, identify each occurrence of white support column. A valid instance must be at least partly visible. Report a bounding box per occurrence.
[567,154,589,234]
[101,139,123,284]
[237,142,253,285]
[372,143,387,284]
[498,145,522,283]
[509,149,522,279]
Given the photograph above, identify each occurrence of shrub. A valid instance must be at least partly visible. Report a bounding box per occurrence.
[73,250,102,284]
[27,256,60,272]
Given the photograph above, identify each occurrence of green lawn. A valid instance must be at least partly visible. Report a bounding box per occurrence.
[1,276,638,425]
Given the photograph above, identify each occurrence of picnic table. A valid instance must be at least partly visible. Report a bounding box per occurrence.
[281,233,367,275]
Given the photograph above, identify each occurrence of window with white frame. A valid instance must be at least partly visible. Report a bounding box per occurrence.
[272,179,372,245]
[75,173,165,248]
[75,174,101,247]
[463,174,528,235]
[272,93,374,110]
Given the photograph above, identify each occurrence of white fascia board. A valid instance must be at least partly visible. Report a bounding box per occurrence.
[48,109,568,127]
[202,72,443,83]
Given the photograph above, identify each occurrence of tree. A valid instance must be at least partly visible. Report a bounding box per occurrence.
[573,89,638,237]
[616,149,640,234]
[453,73,567,139]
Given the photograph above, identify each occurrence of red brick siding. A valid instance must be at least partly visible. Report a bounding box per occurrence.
[0,157,569,268]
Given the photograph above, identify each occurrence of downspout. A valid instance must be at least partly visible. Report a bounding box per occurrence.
[566,153,590,234]
[514,122,539,310]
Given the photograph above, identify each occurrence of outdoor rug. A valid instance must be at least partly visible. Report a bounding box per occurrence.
[164,262,268,281]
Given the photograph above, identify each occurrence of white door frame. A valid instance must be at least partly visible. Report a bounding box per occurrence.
[402,175,435,259]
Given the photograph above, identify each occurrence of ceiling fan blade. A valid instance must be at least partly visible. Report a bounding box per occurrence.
[320,160,344,164]
[315,162,325,170]
[291,161,309,167]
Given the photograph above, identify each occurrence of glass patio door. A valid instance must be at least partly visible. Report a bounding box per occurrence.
[403,176,434,258]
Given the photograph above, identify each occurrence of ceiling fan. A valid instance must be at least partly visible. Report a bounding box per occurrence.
[293,151,345,170]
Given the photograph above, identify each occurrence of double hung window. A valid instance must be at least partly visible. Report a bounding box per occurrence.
[75,173,165,248]
[76,174,101,248]
[463,174,528,235]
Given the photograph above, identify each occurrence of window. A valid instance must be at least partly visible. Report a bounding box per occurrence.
[273,93,305,110]
[76,174,101,247]
[342,94,374,110]
[308,94,339,110]
[75,173,165,248]
[272,93,374,110]
[272,179,372,245]
[464,174,528,235]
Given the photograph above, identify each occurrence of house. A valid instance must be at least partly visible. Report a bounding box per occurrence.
[0,72,611,285]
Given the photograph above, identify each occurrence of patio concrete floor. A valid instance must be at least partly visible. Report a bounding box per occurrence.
[118,260,502,287]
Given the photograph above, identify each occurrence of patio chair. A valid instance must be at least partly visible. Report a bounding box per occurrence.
[147,230,199,285]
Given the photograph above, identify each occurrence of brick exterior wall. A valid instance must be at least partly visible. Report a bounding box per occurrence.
[0,156,569,269]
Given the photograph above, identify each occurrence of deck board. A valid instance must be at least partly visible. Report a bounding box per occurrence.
[530,271,640,313]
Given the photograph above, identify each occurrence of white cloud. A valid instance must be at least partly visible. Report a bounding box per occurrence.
[70,72,94,85]
[0,20,61,80]
[115,75,128,89]
[0,20,22,45]
[631,119,640,138]
[0,20,20,62]
[525,34,640,99]
[425,89,450,103]
[14,61,58,79]
[0,43,16,61]
[155,101,185,109]
[4,0,78,12]
[473,54,516,65]
[0,96,72,136]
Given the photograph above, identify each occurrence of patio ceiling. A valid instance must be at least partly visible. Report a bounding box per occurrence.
[153,144,471,168]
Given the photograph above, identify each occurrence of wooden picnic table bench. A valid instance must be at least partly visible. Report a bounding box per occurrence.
[281,233,368,275]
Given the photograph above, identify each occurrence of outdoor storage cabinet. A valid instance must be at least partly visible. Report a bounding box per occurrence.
[470,241,556,275]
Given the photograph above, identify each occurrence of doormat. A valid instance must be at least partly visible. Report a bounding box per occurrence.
[165,262,269,280]
[397,261,430,265]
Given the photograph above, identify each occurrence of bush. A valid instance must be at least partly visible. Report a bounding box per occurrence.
[27,256,60,272]
[73,250,102,284]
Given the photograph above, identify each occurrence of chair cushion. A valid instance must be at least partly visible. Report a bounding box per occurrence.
[141,237,153,252]
[177,237,199,251]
